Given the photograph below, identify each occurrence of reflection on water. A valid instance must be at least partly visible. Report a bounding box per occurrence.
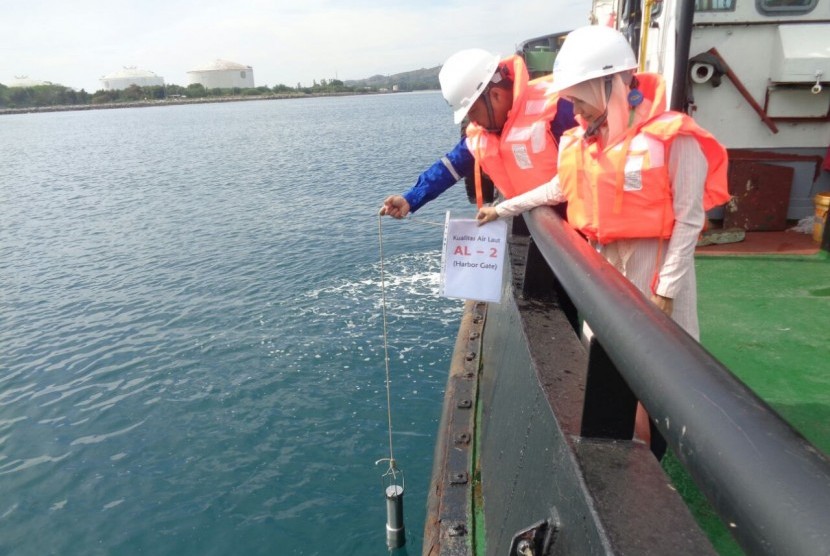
[0,94,470,555]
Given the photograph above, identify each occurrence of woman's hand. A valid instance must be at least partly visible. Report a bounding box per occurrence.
[476,206,499,226]
[650,294,674,317]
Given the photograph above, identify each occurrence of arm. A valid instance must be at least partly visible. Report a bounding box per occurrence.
[381,138,474,217]
[653,135,708,301]
[476,176,565,224]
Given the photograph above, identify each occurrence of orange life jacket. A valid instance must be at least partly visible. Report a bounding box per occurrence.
[465,55,562,203]
[558,73,730,243]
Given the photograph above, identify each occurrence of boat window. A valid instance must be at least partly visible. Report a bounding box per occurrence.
[695,0,736,11]
[757,0,817,14]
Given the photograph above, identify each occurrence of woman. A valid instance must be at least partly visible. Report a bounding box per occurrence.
[476,25,730,454]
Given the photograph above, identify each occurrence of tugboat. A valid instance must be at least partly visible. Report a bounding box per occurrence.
[424,0,830,554]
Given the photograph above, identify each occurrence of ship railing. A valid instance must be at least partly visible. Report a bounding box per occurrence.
[519,206,830,556]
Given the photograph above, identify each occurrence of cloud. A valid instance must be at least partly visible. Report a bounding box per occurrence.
[0,0,590,92]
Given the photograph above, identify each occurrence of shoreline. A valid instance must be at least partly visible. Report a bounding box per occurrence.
[0,90,413,116]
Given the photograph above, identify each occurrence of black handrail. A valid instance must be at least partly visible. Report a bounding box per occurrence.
[523,206,830,556]
[671,0,696,112]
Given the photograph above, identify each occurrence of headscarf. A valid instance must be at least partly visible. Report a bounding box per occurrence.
[561,71,639,147]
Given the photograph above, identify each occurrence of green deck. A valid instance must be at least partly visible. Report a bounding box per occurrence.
[665,251,830,555]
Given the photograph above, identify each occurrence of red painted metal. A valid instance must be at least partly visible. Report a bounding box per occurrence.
[763,86,830,122]
[724,160,793,231]
[728,149,824,182]
[707,47,779,134]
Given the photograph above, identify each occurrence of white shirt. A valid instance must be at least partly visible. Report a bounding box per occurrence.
[494,135,708,339]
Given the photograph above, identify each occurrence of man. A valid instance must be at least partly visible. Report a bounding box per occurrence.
[380,48,576,218]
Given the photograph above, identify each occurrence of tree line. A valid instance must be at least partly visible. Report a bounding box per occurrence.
[0,78,431,110]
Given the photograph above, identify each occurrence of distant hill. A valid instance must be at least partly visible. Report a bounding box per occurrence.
[345,66,440,91]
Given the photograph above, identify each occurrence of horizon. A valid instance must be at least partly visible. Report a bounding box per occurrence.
[1,0,589,94]
[0,63,443,94]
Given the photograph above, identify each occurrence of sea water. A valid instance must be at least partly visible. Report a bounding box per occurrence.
[0,93,473,555]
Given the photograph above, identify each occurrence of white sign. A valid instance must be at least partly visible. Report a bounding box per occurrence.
[440,212,508,303]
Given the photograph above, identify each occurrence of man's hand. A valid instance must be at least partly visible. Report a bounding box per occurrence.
[476,206,499,226]
[379,195,410,219]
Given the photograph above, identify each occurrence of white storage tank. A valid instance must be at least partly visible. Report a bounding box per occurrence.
[187,59,255,89]
[8,76,53,87]
[100,67,164,91]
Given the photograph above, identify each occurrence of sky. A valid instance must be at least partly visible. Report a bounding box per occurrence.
[0,0,590,93]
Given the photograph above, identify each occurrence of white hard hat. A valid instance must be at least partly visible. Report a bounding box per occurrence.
[439,49,502,124]
[548,26,637,93]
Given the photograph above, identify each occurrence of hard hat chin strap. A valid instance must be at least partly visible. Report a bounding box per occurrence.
[480,89,500,133]
[479,63,510,133]
[585,75,614,138]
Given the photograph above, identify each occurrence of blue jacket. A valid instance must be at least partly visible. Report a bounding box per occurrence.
[403,98,576,212]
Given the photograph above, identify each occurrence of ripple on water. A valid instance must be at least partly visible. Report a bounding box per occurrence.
[0,94,467,556]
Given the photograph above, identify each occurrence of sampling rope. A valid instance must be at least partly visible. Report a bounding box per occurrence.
[374,212,443,480]
[376,213,397,475]
[375,210,462,549]
[405,214,445,228]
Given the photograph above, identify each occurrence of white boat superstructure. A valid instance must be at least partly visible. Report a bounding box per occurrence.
[592,0,830,219]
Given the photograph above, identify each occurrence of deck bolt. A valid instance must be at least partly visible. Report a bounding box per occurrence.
[448,523,467,537]
[449,472,468,485]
